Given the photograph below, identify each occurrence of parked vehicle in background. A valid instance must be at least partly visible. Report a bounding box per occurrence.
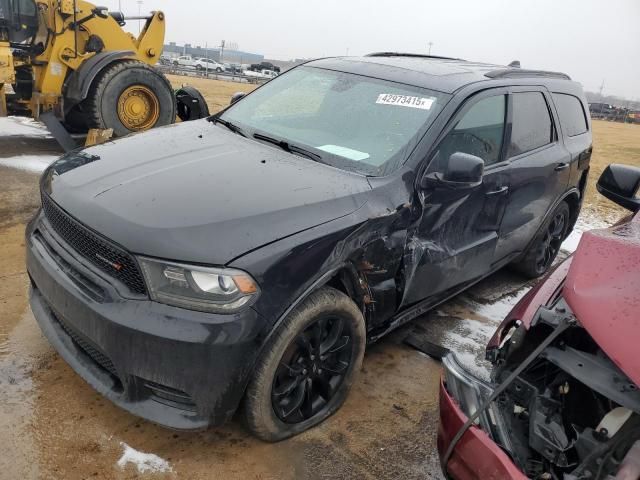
[438,164,640,480]
[193,58,225,72]
[27,53,592,442]
[244,68,278,80]
[224,63,243,74]
[589,102,616,117]
[158,55,173,66]
[248,61,281,73]
[174,55,196,67]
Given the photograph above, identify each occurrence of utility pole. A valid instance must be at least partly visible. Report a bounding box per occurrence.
[220,40,225,64]
[136,0,143,34]
[428,41,433,55]
[205,42,208,77]
[598,79,605,99]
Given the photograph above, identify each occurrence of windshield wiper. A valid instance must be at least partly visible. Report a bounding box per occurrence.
[211,117,246,137]
[253,133,323,162]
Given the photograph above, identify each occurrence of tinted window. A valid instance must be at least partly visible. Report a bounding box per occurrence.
[552,93,588,137]
[432,95,506,169]
[222,67,447,176]
[509,92,554,157]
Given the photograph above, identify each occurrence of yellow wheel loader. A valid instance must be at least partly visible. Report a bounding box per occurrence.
[0,0,208,150]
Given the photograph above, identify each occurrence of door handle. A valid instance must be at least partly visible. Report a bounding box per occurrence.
[486,186,509,196]
[554,163,570,171]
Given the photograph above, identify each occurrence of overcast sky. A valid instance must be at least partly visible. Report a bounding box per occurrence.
[106,0,639,99]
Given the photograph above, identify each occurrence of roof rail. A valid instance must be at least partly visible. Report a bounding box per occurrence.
[485,69,571,80]
[366,52,461,61]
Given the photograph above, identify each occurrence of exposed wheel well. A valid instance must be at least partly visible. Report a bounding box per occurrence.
[325,268,362,306]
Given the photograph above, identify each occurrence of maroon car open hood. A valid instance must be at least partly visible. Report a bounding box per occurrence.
[563,213,640,386]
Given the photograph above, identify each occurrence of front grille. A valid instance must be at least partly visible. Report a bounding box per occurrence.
[41,193,147,295]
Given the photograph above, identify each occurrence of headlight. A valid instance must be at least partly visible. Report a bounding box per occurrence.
[442,354,493,426]
[139,257,259,313]
[442,354,518,456]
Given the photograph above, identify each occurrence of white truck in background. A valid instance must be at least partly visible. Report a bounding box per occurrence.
[173,55,196,68]
[243,69,279,80]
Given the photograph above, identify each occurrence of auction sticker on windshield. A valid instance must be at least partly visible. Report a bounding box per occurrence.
[376,94,435,110]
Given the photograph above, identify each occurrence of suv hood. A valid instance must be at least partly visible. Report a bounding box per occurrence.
[563,214,640,386]
[42,120,371,264]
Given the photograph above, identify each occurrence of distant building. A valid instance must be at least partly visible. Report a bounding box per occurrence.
[163,42,264,64]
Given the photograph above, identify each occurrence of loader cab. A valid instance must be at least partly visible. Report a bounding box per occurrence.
[0,0,38,44]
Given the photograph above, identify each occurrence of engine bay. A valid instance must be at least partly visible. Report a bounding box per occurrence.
[489,299,640,479]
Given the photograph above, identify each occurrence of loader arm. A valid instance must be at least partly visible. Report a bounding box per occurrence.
[32,1,165,102]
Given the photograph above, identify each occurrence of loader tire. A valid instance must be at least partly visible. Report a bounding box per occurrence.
[84,60,176,137]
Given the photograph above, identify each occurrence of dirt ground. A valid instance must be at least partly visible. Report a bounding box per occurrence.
[1,77,639,479]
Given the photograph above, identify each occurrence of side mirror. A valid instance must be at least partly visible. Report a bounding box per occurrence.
[230,92,246,105]
[444,152,484,184]
[597,164,640,212]
[421,152,484,189]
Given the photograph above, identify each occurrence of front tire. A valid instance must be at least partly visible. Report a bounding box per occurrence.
[512,201,570,278]
[243,287,365,442]
[84,60,176,137]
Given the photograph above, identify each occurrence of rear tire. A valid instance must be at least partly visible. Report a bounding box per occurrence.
[243,287,365,442]
[84,60,176,137]
[175,86,210,122]
[512,201,570,278]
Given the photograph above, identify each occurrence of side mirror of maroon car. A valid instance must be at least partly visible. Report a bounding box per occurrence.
[597,163,640,212]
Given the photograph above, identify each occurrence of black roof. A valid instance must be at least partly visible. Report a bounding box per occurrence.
[306,53,577,94]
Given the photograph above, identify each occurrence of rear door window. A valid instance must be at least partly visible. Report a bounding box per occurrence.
[552,93,588,137]
[509,92,555,157]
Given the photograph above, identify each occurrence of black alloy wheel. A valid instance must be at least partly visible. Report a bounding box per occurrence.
[512,201,571,279]
[534,210,567,274]
[243,286,365,442]
[272,315,352,423]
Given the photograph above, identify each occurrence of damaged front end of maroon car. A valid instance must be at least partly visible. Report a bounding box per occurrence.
[439,164,640,480]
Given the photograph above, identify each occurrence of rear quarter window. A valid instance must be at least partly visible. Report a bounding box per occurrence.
[552,93,589,137]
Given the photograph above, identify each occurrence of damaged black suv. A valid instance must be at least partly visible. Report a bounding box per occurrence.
[27,53,592,440]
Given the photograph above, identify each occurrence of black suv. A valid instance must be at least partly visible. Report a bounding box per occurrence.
[27,53,592,441]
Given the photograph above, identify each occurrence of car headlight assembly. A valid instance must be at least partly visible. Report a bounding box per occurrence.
[442,354,493,427]
[139,257,259,313]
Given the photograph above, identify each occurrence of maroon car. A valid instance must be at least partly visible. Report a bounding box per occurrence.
[438,164,640,480]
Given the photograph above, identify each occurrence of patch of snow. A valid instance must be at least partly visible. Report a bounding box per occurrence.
[0,155,58,173]
[471,288,529,324]
[426,286,530,380]
[437,318,502,380]
[561,213,610,253]
[0,116,50,137]
[116,442,173,474]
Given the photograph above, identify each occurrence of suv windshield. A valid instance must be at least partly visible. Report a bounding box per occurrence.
[219,66,448,175]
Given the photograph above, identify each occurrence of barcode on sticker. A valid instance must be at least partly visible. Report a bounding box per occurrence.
[376,94,435,110]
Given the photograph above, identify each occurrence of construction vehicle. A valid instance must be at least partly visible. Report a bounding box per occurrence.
[0,0,208,150]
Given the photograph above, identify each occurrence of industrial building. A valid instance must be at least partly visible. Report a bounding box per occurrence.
[163,42,264,64]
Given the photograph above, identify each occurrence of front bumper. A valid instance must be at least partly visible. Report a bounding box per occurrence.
[26,213,266,430]
[437,355,526,480]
